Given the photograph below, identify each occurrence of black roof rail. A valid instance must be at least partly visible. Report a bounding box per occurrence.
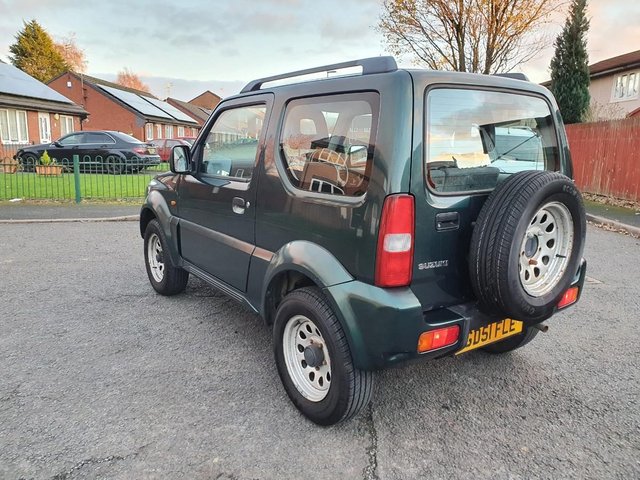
[493,72,530,81]
[240,56,398,93]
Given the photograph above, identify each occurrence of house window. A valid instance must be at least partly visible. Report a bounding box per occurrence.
[146,123,154,141]
[38,112,51,143]
[165,125,174,138]
[613,72,640,101]
[156,124,162,139]
[177,126,185,137]
[60,115,75,135]
[0,109,29,144]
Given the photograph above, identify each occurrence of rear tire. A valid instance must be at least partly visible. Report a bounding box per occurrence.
[469,171,586,323]
[273,287,373,426]
[481,326,538,354]
[144,219,189,295]
[105,154,125,175]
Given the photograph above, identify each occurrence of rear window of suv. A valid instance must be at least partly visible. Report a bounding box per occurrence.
[280,92,379,197]
[425,88,559,194]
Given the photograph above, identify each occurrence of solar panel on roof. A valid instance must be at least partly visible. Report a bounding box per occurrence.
[142,97,196,123]
[97,84,172,119]
[0,63,75,104]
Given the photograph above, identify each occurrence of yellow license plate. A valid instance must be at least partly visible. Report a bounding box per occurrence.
[148,148,156,154]
[456,318,523,355]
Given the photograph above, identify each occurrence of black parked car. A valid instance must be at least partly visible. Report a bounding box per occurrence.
[15,131,161,174]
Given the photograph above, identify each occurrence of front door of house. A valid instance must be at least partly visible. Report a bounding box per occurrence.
[38,112,51,144]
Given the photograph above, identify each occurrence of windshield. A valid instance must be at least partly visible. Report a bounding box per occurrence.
[425,88,559,194]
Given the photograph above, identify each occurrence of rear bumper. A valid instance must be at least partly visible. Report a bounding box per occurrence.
[325,258,587,371]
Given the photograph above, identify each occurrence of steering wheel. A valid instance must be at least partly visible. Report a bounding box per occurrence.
[310,148,349,187]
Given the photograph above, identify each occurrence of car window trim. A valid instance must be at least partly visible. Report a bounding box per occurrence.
[192,95,273,184]
[272,90,380,207]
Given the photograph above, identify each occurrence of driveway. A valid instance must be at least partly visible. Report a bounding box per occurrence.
[0,223,638,479]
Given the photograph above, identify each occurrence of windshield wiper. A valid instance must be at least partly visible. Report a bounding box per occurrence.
[492,133,539,163]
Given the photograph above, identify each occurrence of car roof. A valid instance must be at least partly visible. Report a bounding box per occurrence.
[228,56,550,102]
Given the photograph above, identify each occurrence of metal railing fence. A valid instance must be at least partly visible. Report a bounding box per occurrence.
[0,149,167,202]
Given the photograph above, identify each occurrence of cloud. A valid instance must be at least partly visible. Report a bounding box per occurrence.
[95,72,244,100]
[1,0,636,89]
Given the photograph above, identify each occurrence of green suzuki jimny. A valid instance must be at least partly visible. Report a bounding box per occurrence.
[141,57,586,426]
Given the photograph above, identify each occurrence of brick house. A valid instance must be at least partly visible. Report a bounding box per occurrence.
[166,97,212,127]
[587,50,640,120]
[543,50,640,121]
[48,71,199,142]
[0,61,87,161]
[188,90,221,110]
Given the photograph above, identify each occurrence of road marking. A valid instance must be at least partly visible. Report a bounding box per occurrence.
[585,276,603,284]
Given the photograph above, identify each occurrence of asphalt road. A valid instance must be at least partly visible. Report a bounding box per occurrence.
[0,223,638,479]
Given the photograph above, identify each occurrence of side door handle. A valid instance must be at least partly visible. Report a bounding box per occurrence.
[232,196,249,214]
[435,212,459,231]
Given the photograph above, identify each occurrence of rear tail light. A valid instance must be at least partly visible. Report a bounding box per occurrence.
[418,325,460,353]
[133,147,146,155]
[557,286,579,309]
[375,194,415,287]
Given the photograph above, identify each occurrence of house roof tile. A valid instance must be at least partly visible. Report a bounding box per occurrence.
[589,50,640,77]
[0,63,87,117]
[166,97,212,124]
[49,71,197,126]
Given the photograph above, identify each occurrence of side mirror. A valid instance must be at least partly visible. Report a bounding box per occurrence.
[170,145,191,174]
[52,141,62,147]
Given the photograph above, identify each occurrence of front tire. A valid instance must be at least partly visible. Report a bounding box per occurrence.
[21,153,38,172]
[143,219,189,295]
[273,287,373,426]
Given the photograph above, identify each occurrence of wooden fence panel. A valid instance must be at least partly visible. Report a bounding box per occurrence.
[565,117,640,202]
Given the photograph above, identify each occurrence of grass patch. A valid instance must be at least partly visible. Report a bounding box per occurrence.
[0,168,167,201]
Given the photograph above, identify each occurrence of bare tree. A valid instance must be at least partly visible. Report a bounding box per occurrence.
[54,34,87,73]
[379,0,560,74]
[116,68,151,93]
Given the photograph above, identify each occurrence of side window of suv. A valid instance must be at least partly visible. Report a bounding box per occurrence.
[199,105,266,180]
[280,92,379,197]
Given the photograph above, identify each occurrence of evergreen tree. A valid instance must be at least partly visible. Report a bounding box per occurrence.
[8,20,68,82]
[549,0,590,124]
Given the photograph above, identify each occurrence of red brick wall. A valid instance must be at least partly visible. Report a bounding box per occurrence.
[49,73,145,140]
[566,116,640,202]
[0,109,82,162]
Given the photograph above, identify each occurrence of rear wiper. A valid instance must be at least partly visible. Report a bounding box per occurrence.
[492,134,538,163]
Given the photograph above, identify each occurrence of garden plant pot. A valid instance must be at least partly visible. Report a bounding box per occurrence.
[36,165,63,176]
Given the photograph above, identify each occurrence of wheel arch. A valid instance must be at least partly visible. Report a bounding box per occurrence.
[260,241,354,327]
[139,207,157,238]
[140,190,181,266]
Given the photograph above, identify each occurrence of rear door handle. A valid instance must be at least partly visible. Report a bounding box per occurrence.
[232,196,249,214]
[435,212,459,231]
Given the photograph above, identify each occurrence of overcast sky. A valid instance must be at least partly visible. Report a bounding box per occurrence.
[0,0,638,100]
